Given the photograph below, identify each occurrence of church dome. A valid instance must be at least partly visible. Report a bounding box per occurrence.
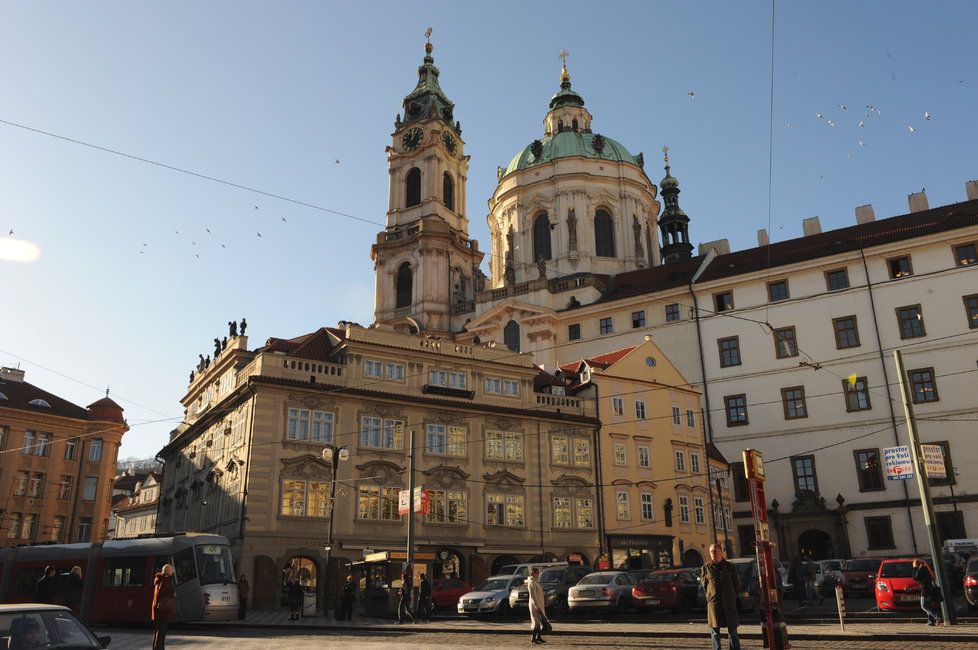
[504,131,643,177]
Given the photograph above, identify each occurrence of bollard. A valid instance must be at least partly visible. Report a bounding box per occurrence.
[835,583,846,631]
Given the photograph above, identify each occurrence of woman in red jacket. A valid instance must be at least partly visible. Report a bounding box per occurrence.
[152,563,176,650]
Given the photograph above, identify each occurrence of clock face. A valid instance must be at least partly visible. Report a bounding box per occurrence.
[443,132,457,155]
[402,127,423,151]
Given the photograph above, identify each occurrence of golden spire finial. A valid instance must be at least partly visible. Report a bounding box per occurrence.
[424,27,433,54]
[663,145,670,165]
[559,49,570,82]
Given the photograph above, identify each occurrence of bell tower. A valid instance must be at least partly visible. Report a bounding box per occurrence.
[371,32,484,335]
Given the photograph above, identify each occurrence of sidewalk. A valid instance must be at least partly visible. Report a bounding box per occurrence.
[206,610,978,642]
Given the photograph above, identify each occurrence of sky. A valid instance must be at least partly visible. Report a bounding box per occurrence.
[2,1,976,460]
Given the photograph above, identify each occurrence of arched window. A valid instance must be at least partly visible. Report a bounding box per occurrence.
[504,320,520,353]
[396,262,412,309]
[557,120,564,132]
[533,212,552,262]
[594,209,615,257]
[405,168,421,208]
[443,172,455,211]
[572,119,579,132]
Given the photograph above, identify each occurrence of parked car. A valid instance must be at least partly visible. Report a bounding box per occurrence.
[457,574,525,616]
[493,562,564,578]
[817,560,846,584]
[630,569,700,613]
[964,556,978,608]
[509,564,592,613]
[0,604,111,648]
[696,558,760,612]
[875,558,931,611]
[567,571,635,614]
[431,577,471,608]
[842,558,882,596]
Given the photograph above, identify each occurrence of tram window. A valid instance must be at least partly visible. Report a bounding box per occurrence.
[14,567,45,597]
[102,557,146,587]
[173,548,197,584]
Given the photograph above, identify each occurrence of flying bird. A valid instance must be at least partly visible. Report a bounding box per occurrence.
[785,123,793,128]
[205,228,211,233]
[254,206,259,211]
[142,242,148,247]
[826,120,836,127]
[848,153,853,159]
[8,229,13,236]
[192,241,197,245]
[220,243,226,249]
[281,217,287,223]
[257,232,262,238]
[924,111,931,120]
[838,104,847,110]
[907,124,915,133]
[174,230,179,235]
[195,254,200,259]
[687,91,695,98]
[858,140,866,147]
[858,121,865,128]
[335,159,341,164]
[816,113,823,119]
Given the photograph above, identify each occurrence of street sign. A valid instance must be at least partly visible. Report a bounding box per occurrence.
[413,486,430,514]
[883,445,914,480]
[398,489,410,515]
[921,444,947,479]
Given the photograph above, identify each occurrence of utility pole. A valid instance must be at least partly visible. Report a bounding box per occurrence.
[405,428,416,575]
[893,350,956,625]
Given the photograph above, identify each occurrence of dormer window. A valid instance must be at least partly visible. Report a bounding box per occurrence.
[28,399,51,408]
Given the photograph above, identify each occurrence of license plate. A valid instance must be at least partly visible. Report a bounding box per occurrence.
[222,597,231,602]
[580,590,594,597]
[647,599,660,605]
[898,595,918,602]
[464,605,477,611]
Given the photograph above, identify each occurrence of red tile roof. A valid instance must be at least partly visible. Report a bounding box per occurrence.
[259,327,342,362]
[0,379,90,420]
[558,345,638,374]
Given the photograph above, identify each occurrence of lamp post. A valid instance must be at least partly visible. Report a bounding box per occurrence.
[322,444,349,613]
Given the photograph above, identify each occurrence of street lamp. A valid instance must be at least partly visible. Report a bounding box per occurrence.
[322,444,349,612]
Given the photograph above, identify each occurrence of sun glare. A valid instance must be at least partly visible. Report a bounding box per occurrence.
[0,239,42,263]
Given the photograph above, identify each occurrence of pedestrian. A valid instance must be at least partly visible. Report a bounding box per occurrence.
[700,543,741,650]
[790,556,807,604]
[397,565,415,624]
[804,554,821,605]
[913,559,941,626]
[237,574,249,621]
[338,574,356,621]
[151,563,176,650]
[288,578,303,621]
[61,566,84,615]
[527,567,551,645]
[416,573,432,623]
[35,566,58,604]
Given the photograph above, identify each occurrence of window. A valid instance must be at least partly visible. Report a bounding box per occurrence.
[854,449,884,492]
[6,514,21,539]
[691,453,701,474]
[428,369,467,389]
[672,406,681,425]
[568,323,581,341]
[694,497,705,524]
[425,424,466,456]
[825,268,850,291]
[594,209,615,257]
[102,556,148,587]
[396,262,412,308]
[686,410,695,427]
[844,376,871,411]
[552,436,591,467]
[504,320,520,353]
[386,362,405,381]
[954,243,977,266]
[361,417,404,450]
[36,433,51,457]
[714,292,734,312]
[896,305,926,339]
[427,490,467,524]
[450,371,467,389]
[665,303,681,322]
[782,386,808,419]
[485,431,524,461]
[611,397,624,416]
[888,256,912,278]
[865,516,895,550]
[675,450,686,472]
[599,317,614,335]
[83,476,98,501]
[638,446,650,468]
[773,326,798,359]
[575,498,594,528]
[632,310,646,328]
[14,471,28,496]
[552,496,571,529]
[640,493,653,521]
[908,367,939,403]
[89,438,104,462]
[405,167,421,207]
[718,337,741,367]
[732,463,748,502]
[964,295,978,329]
[832,316,861,349]
[364,360,383,378]
[551,436,569,464]
[487,493,524,527]
[929,441,955,487]
[51,516,65,543]
[767,280,789,302]
[22,430,35,455]
[791,456,818,494]
[287,408,334,444]
[635,401,647,420]
[443,172,455,211]
[572,437,591,466]
[502,379,519,397]
[484,377,501,394]
[358,485,401,521]
[678,496,690,523]
[616,491,630,520]
[77,517,93,543]
[937,511,967,541]
[21,514,35,541]
[613,442,627,466]
[59,476,73,501]
[28,473,44,498]
[280,479,330,517]
[64,437,77,460]
[533,212,552,261]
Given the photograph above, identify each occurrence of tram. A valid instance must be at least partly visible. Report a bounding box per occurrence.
[0,533,237,624]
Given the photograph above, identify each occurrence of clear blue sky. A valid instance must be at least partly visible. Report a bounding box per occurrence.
[2,1,976,460]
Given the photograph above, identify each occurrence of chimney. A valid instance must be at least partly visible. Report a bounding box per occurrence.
[908,191,929,213]
[0,367,25,383]
[802,216,822,236]
[757,229,769,247]
[855,204,876,224]
[697,239,730,256]
[966,180,978,201]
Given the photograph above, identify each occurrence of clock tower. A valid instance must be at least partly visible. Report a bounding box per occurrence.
[371,35,484,335]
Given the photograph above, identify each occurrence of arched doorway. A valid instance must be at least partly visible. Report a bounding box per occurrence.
[283,556,318,610]
[491,555,520,575]
[433,548,465,581]
[798,529,834,560]
[682,549,704,567]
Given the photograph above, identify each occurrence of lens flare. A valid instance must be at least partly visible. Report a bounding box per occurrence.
[0,239,41,263]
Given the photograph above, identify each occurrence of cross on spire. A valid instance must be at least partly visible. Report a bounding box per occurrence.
[425,27,433,43]
[559,49,570,82]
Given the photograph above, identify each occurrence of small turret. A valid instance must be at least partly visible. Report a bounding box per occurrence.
[658,146,693,264]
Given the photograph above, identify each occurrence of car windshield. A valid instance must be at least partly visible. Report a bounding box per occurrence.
[194,544,236,585]
[477,579,510,592]
[880,562,914,578]
[540,570,564,584]
[643,572,682,582]
[0,610,101,649]
[495,565,517,576]
[578,574,614,585]
[822,561,843,571]
[847,559,881,572]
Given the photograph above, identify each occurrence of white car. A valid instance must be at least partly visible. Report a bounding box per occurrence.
[457,574,525,616]
[567,571,635,614]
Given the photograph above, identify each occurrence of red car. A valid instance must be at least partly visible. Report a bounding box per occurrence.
[875,558,931,611]
[630,569,699,612]
[843,558,882,595]
[431,577,471,608]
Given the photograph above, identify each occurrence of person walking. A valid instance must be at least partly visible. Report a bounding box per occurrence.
[151,563,176,650]
[61,566,84,615]
[237,574,249,621]
[790,556,807,604]
[804,554,821,605]
[338,574,356,621]
[527,567,551,645]
[288,578,303,621]
[913,559,941,626]
[701,544,741,650]
[397,565,415,624]
[416,573,432,623]
[35,566,58,604]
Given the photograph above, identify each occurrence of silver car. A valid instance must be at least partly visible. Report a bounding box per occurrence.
[567,571,635,614]
[457,574,525,616]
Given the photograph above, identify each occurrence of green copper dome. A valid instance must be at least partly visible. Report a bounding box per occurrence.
[504,131,643,176]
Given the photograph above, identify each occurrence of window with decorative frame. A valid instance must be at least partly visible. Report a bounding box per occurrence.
[691,453,701,474]
[678,496,690,523]
[640,493,654,521]
[694,497,705,524]
[358,485,401,521]
[425,424,466,456]
[671,406,681,425]
[611,397,624,416]
[637,446,650,469]
[675,450,686,472]
[844,377,872,412]
[613,442,627,466]
[487,493,524,527]
[485,431,524,462]
[615,491,630,520]
[635,401,647,420]
[280,479,330,517]
[287,408,334,444]
[426,490,467,524]
[361,417,404,450]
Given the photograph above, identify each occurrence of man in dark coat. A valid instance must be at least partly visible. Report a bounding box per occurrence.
[397,565,415,624]
[700,544,741,650]
[337,574,356,621]
[416,573,432,623]
[35,566,58,604]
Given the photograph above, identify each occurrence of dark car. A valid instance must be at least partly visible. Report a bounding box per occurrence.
[965,557,978,608]
[508,564,592,613]
[431,577,471,608]
[630,569,700,613]
[0,604,111,648]
[842,558,882,596]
